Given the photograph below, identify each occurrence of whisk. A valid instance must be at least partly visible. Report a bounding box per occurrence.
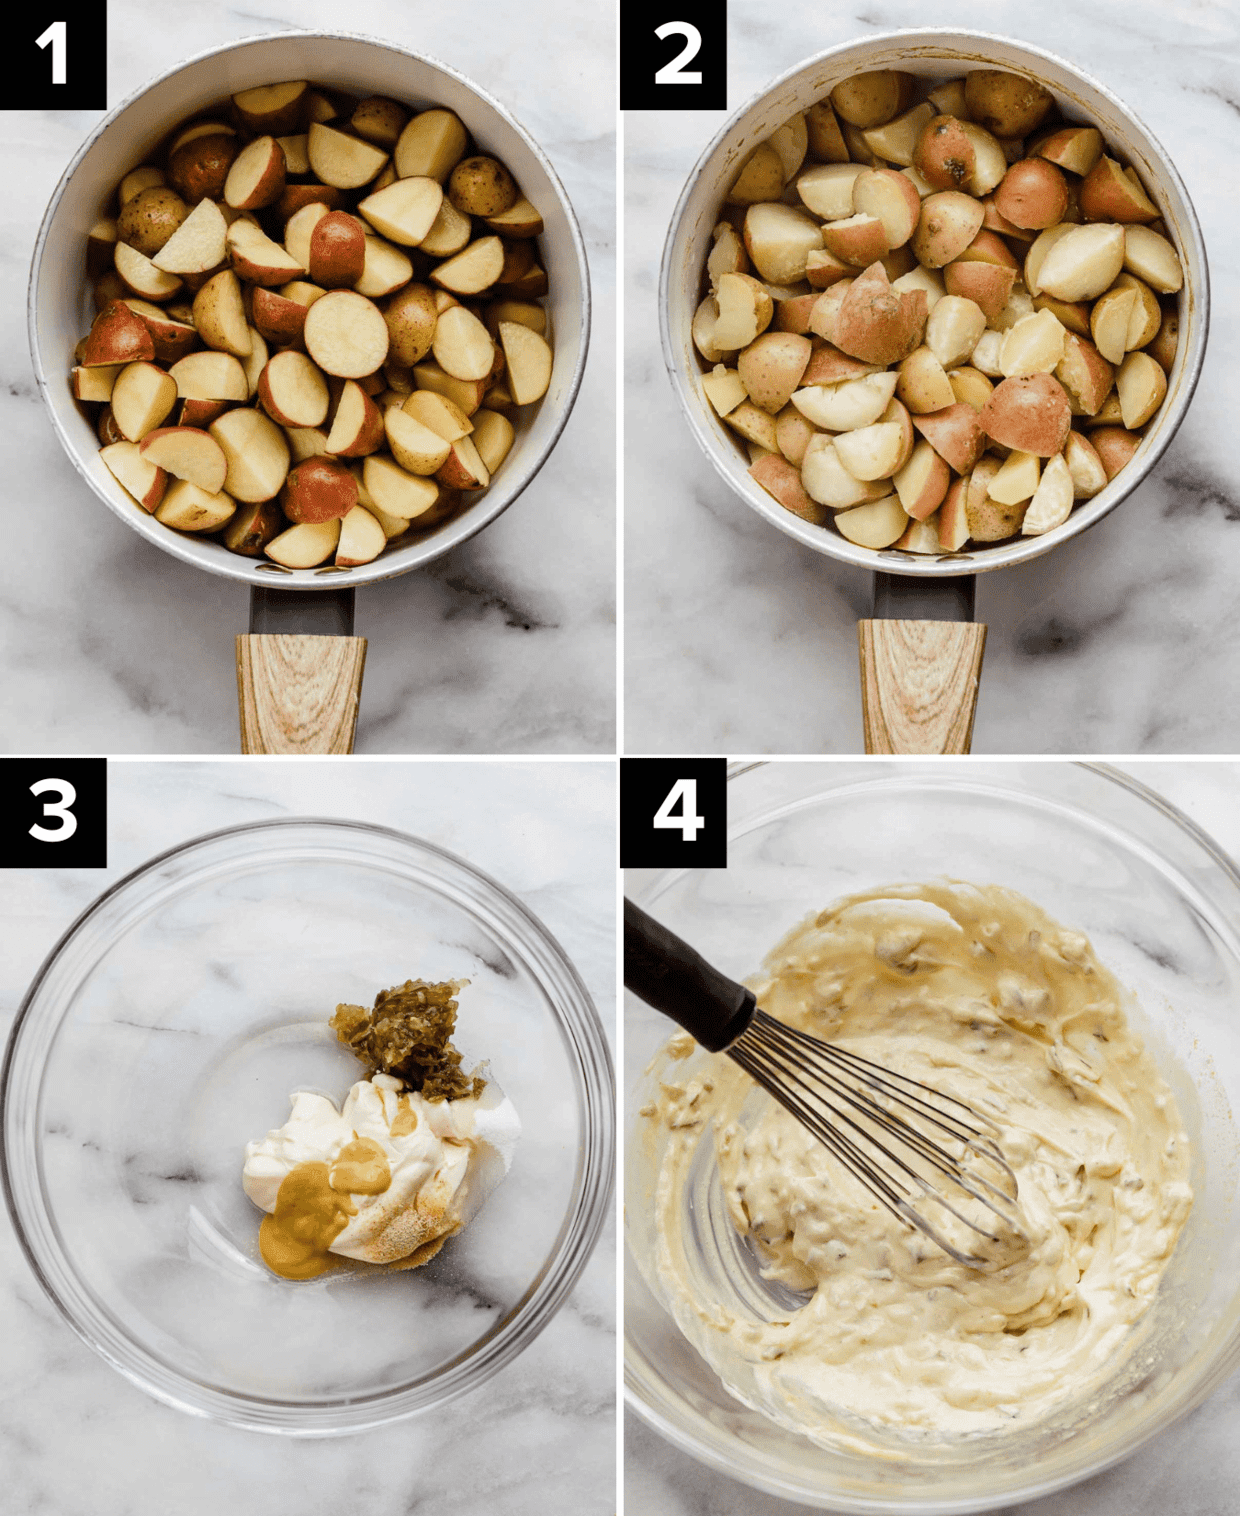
[624,899,1026,1269]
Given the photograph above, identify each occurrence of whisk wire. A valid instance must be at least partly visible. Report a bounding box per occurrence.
[732,1010,1027,1267]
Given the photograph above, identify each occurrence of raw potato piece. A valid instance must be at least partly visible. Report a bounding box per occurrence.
[498,320,553,404]
[432,305,495,383]
[266,519,341,568]
[363,454,440,518]
[988,449,1040,504]
[169,351,248,402]
[281,456,358,522]
[139,426,228,493]
[336,505,386,567]
[385,408,452,474]
[193,269,252,358]
[402,389,474,441]
[308,212,367,289]
[258,350,329,427]
[307,123,389,190]
[438,436,490,490]
[210,408,291,501]
[358,178,444,246]
[152,197,228,274]
[924,296,986,369]
[82,302,156,366]
[155,478,235,532]
[227,220,304,284]
[114,242,183,302]
[981,373,1072,456]
[800,438,889,508]
[432,236,505,295]
[893,439,950,519]
[356,236,414,299]
[100,440,168,511]
[111,361,178,441]
[394,109,468,182]
[303,291,390,378]
[326,380,386,456]
[448,157,518,218]
[471,409,514,473]
[233,81,307,136]
[224,136,286,210]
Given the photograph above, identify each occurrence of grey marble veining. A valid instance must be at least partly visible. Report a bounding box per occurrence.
[0,759,615,1513]
[624,760,1240,1513]
[623,0,1240,755]
[1,0,615,755]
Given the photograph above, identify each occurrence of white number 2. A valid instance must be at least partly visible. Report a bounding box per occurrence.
[653,21,703,85]
[653,778,705,842]
[29,778,78,843]
[36,20,67,85]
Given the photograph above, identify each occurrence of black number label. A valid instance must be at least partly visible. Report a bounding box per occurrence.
[1,759,107,867]
[3,7,105,109]
[653,22,703,85]
[620,2,727,112]
[620,758,726,868]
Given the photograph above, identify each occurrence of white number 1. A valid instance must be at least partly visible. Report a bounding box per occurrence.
[653,21,703,85]
[653,778,705,842]
[29,778,78,842]
[37,20,67,85]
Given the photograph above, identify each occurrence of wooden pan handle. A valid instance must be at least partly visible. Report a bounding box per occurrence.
[236,634,367,754]
[857,619,987,754]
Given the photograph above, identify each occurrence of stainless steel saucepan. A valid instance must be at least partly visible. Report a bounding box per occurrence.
[30,30,590,752]
[659,30,1207,753]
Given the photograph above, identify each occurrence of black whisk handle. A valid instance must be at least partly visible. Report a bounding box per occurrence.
[623,899,756,1053]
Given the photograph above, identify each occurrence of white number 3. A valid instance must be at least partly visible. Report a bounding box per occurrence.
[653,778,706,842]
[29,778,78,842]
[654,21,703,85]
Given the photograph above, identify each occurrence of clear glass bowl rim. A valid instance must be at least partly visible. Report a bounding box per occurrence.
[3,815,615,1435]
[624,759,1240,1510]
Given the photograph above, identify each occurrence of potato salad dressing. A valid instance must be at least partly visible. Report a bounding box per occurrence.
[644,882,1193,1440]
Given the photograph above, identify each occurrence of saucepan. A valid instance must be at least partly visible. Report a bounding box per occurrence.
[659,30,1207,753]
[30,30,590,752]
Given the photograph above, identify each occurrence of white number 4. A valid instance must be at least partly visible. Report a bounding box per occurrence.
[653,778,705,842]
[653,21,702,85]
[36,20,67,85]
[29,778,78,842]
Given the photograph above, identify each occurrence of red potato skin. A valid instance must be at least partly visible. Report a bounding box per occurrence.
[980,373,1073,456]
[802,343,877,386]
[913,116,974,192]
[993,159,1069,230]
[251,286,309,344]
[279,457,358,523]
[276,183,347,221]
[749,454,828,525]
[912,403,987,474]
[833,263,928,366]
[1090,426,1142,479]
[82,302,156,366]
[309,212,367,289]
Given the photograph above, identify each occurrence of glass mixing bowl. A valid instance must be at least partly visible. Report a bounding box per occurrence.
[625,762,1240,1510]
[3,818,613,1434]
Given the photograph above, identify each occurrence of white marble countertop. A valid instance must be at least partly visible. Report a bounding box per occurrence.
[624,0,1240,755]
[0,758,615,1513]
[624,758,1240,1513]
[0,0,615,755]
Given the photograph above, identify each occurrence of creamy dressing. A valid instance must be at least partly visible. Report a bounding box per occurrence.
[244,1072,520,1277]
[644,882,1193,1440]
